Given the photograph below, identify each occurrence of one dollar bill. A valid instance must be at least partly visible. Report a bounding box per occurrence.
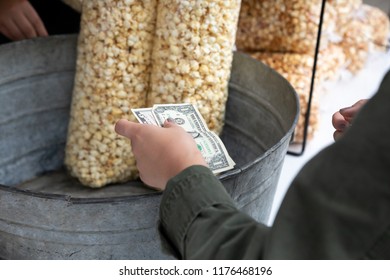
[131,103,235,174]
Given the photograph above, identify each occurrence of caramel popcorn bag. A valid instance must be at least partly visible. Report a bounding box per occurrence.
[65,0,241,187]
[236,0,326,54]
[148,0,241,134]
[65,0,158,187]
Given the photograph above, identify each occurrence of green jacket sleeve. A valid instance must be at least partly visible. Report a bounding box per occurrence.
[160,70,390,260]
[265,70,390,259]
[160,165,270,259]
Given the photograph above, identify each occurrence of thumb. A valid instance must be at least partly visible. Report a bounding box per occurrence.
[115,119,140,140]
[163,117,178,128]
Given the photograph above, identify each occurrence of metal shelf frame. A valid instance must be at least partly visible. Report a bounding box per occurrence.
[288,0,327,156]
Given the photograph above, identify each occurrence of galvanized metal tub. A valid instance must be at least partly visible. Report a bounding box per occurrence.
[0,35,298,259]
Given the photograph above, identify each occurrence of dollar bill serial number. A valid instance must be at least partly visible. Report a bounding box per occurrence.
[212,266,272,276]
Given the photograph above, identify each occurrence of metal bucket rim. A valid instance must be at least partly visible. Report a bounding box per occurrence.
[218,56,300,180]
[0,34,77,85]
[0,36,299,202]
[0,183,162,203]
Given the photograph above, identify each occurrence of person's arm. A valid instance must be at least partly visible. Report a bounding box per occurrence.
[115,119,271,259]
[160,165,270,259]
[178,72,390,259]
[0,0,47,41]
[264,71,390,259]
[115,70,390,259]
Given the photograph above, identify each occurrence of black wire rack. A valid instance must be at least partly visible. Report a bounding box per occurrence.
[287,0,327,156]
[288,0,390,156]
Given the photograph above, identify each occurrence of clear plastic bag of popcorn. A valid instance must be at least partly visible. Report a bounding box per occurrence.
[327,0,362,14]
[326,0,362,37]
[317,43,347,81]
[359,4,390,52]
[339,4,390,73]
[338,8,373,73]
[147,0,242,134]
[250,47,346,84]
[65,0,157,187]
[250,52,315,78]
[236,0,327,54]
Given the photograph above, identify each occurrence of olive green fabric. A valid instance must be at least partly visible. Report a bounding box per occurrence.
[160,165,270,259]
[160,70,390,259]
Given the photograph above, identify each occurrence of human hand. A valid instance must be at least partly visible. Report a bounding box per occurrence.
[0,0,48,41]
[115,119,207,190]
[332,99,368,140]
[0,0,23,10]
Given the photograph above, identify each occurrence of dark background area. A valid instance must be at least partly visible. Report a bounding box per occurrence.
[0,0,80,44]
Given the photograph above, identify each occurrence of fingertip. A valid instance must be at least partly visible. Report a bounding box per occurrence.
[332,111,343,128]
[115,118,128,127]
[114,119,131,136]
[36,23,48,37]
[163,117,176,128]
[333,130,343,141]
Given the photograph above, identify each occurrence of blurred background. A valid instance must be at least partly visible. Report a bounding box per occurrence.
[268,0,390,223]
